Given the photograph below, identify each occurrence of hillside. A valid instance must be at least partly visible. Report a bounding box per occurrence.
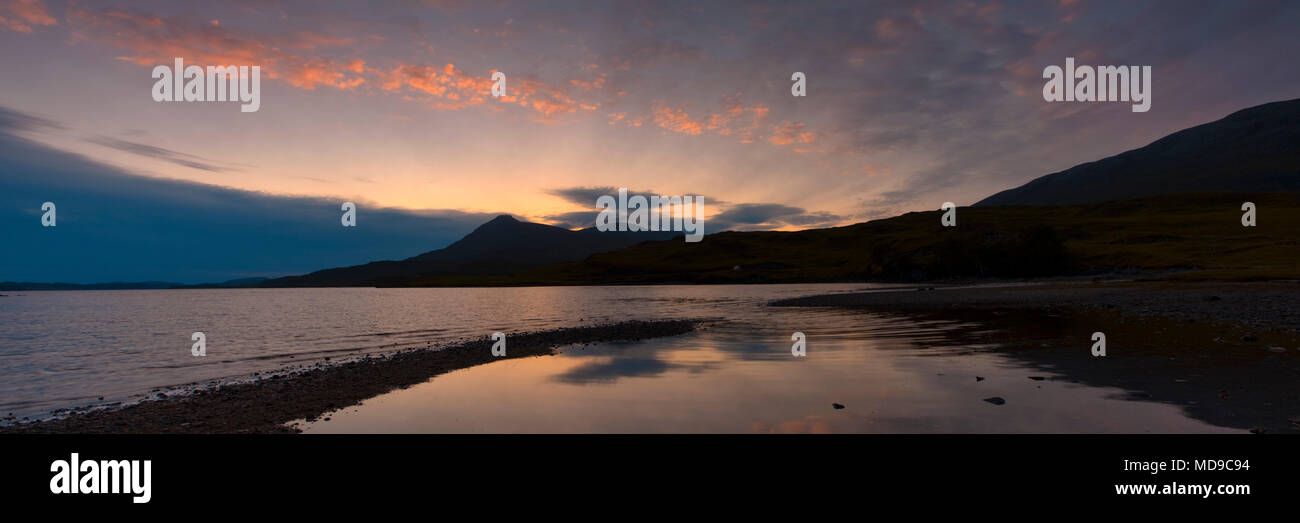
[977,98,1300,206]
[261,215,677,287]
[401,193,1298,285]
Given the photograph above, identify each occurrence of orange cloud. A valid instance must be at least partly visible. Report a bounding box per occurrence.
[607,112,645,127]
[635,94,770,140]
[569,73,606,91]
[768,121,816,146]
[0,0,56,34]
[66,7,367,90]
[706,94,769,139]
[380,63,484,98]
[622,95,817,151]
[58,5,595,119]
[518,77,587,118]
[651,103,703,135]
[378,63,590,120]
[38,4,801,132]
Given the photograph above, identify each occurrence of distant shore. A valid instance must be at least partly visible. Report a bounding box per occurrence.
[0,320,697,434]
[773,280,1300,335]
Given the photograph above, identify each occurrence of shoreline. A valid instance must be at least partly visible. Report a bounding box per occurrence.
[0,319,697,434]
[773,280,1300,336]
[774,280,1300,433]
[5,272,1291,291]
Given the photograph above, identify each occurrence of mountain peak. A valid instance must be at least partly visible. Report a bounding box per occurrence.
[473,214,525,233]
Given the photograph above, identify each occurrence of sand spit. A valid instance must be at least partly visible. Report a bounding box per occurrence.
[1,320,697,434]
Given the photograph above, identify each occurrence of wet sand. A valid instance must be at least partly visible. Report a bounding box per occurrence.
[0,320,696,434]
[775,281,1300,433]
[772,280,1299,335]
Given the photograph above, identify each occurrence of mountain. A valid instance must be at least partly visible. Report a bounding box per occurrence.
[465,192,1298,285]
[0,281,184,291]
[0,277,272,291]
[976,98,1300,206]
[260,215,679,287]
[173,277,270,289]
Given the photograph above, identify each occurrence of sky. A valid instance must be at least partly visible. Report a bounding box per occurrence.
[2,0,1299,282]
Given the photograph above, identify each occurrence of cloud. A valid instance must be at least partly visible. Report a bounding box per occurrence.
[0,108,235,173]
[66,6,367,90]
[767,121,815,146]
[0,0,56,34]
[84,135,234,173]
[378,62,491,107]
[546,186,655,207]
[708,203,843,232]
[7,0,1300,223]
[0,105,62,132]
[706,94,769,138]
[543,186,664,228]
[651,103,703,135]
[540,210,599,230]
[545,186,842,232]
[0,105,501,283]
[622,95,815,149]
[59,5,600,120]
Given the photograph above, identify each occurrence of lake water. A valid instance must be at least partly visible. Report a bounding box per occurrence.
[0,285,1240,432]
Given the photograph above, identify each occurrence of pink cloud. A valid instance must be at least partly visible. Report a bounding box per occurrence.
[0,0,56,34]
[66,7,367,90]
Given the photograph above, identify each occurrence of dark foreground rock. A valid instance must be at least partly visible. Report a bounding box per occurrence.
[0,320,696,434]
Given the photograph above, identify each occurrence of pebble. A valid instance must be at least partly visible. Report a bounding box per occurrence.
[983,397,1006,405]
[832,403,845,410]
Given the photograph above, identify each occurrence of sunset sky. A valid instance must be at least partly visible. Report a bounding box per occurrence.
[2,0,1299,282]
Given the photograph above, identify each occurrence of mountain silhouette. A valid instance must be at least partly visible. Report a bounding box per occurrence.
[261,215,679,286]
[976,98,1300,206]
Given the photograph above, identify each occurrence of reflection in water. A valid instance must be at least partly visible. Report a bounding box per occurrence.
[306,306,1243,434]
[0,284,876,417]
[3,284,1276,432]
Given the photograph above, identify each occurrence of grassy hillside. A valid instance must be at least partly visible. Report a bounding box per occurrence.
[398,192,1299,286]
[977,98,1300,205]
